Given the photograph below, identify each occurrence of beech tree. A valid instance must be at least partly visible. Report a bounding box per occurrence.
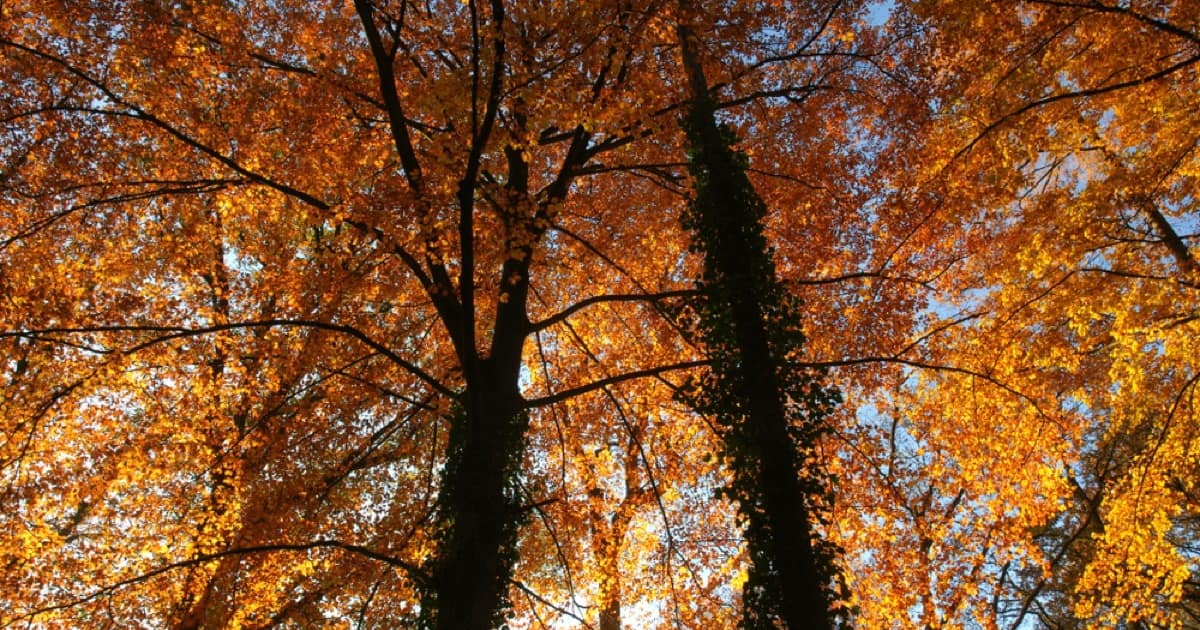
[2,1,699,626]
[828,1,1200,627]
[673,2,847,625]
[2,0,1197,628]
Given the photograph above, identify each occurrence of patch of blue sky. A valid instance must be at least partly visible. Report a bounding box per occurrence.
[866,0,895,27]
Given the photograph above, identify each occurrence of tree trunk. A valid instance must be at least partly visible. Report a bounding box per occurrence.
[595,495,634,630]
[675,5,841,628]
[597,527,623,630]
[431,363,528,629]
[694,113,835,628]
[427,210,535,627]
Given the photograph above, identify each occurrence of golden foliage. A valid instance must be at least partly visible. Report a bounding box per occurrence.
[1,0,1197,627]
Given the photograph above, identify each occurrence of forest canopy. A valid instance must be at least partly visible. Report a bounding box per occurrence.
[1,0,1198,628]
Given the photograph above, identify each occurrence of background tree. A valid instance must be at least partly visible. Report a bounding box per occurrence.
[829,1,1200,626]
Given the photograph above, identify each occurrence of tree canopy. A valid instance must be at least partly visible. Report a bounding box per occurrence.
[1,0,1197,628]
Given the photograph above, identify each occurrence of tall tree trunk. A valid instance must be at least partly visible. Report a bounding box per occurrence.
[675,6,844,628]
[424,154,543,628]
[426,226,535,628]
[430,359,529,630]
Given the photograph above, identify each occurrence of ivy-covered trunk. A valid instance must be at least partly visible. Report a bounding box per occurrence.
[426,246,535,628]
[427,366,528,630]
[422,184,537,629]
[676,11,846,630]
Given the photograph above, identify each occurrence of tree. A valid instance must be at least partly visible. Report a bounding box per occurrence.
[2,1,700,626]
[828,1,1200,626]
[673,1,847,625]
[2,0,1197,628]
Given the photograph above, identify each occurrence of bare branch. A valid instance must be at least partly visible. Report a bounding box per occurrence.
[524,360,709,408]
[510,579,593,628]
[529,290,698,332]
[2,320,456,399]
[5,541,429,627]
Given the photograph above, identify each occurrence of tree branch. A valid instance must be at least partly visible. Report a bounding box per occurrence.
[354,0,424,191]
[1024,0,1200,47]
[7,540,429,626]
[2,320,456,399]
[955,52,1200,160]
[0,37,330,211]
[529,290,698,332]
[523,360,709,408]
